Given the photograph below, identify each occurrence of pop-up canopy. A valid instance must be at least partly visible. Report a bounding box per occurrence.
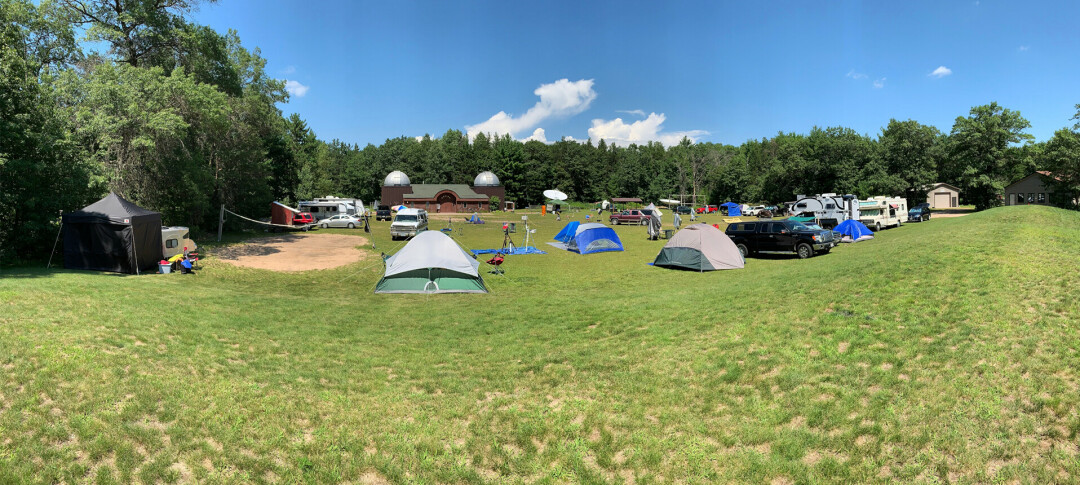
[62,193,163,274]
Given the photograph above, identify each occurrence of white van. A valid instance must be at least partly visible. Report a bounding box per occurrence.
[390,208,428,240]
[162,226,197,259]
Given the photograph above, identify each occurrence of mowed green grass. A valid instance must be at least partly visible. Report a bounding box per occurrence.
[1,206,1079,484]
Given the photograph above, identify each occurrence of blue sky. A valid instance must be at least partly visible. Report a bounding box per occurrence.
[193,0,1080,147]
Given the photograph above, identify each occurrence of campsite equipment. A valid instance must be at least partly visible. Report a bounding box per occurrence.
[485,253,505,275]
[548,222,624,254]
[646,213,663,240]
[62,192,163,274]
[159,261,172,274]
[644,203,664,217]
[653,224,745,272]
[834,219,875,243]
[719,202,742,217]
[553,221,581,243]
[543,189,568,201]
[467,213,485,224]
[375,231,488,293]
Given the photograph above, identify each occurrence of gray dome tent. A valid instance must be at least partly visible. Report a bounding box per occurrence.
[653,223,744,272]
[375,231,487,293]
[62,193,163,274]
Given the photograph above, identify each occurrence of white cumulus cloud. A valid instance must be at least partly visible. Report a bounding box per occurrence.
[846,69,868,80]
[873,77,886,88]
[466,79,597,140]
[616,109,646,117]
[929,66,952,78]
[523,128,548,143]
[285,80,309,97]
[587,113,708,147]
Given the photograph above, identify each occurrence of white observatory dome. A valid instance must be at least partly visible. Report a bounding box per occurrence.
[473,171,500,187]
[383,170,411,186]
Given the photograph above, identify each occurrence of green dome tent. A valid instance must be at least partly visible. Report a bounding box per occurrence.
[653,223,744,272]
[375,231,487,293]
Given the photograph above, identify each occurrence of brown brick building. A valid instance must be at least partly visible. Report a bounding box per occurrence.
[381,171,506,213]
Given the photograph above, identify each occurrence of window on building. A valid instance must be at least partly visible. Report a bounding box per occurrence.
[1028,193,1034,203]
[1038,193,1046,203]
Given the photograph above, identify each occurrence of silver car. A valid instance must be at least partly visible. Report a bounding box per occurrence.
[319,213,363,229]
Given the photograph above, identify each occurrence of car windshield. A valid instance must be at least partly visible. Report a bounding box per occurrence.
[394,215,417,222]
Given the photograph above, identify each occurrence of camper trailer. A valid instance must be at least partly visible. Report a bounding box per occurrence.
[162,226,197,259]
[791,193,860,229]
[858,196,908,231]
[298,196,366,221]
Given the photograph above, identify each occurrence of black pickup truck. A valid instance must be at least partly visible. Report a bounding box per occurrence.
[725,219,837,259]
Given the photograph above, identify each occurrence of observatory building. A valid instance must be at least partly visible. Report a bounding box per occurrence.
[380,171,506,213]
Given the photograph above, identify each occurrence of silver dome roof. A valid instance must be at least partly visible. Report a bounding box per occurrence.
[383,170,411,186]
[473,171,500,187]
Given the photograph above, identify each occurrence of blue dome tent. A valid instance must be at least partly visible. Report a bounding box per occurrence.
[567,223,623,254]
[720,202,742,216]
[834,219,874,242]
[553,221,580,243]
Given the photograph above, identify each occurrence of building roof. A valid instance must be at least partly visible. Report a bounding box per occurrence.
[1006,171,1061,189]
[926,182,961,193]
[474,171,500,186]
[384,171,411,186]
[611,197,643,203]
[402,184,488,200]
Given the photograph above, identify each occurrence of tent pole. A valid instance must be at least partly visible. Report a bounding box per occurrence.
[131,227,140,275]
[47,216,63,269]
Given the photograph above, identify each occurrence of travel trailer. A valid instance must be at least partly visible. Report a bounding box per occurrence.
[791,193,860,228]
[858,196,908,231]
[297,196,366,221]
[162,226,197,259]
[390,208,428,240]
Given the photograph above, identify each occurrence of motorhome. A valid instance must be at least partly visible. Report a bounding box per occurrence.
[297,196,366,221]
[858,196,908,231]
[791,193,860,228]
[162,226,197,259]
[390,208,428,240]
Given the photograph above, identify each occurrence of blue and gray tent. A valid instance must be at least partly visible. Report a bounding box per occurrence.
[548,222,623,254]
[720,202,742,216]
[553,221,580,243]
[834,219,874,242]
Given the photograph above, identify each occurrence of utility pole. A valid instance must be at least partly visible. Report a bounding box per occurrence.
[217,204,225,242]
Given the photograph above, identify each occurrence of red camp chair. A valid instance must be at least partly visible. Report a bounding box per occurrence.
[486,253,505,275]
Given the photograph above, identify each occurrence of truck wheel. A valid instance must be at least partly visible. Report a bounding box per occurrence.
[640,220,647,226]
[736,243,749,258]
[797,243,813,259]
[347,223,354,229]
[875,222,882,232]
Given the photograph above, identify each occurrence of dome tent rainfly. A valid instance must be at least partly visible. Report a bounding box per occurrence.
[834,219,875,243]
[550,222,623,254]
[653,224,744,272]
[375,231,487,293]
[553,221,580,243]
[62,192,163,274]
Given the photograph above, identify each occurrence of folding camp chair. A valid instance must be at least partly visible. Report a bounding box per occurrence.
[486,253,505,275]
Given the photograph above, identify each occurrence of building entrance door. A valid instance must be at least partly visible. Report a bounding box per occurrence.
[437,193,456,213]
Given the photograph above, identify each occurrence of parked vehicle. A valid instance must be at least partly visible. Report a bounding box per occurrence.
[724,219,837,259]
[319,213,363,229]
[298,196,365,221]
[270,202,316,232]
[610,209,651,225]
[695,205,718,214]
[161,226,197,259]
[375,205,392,221]
[858,196,908,231]
[675,205,693,214]
[293,212,314,225]
[791,193,860,229]
[908,203,932,222]
[746,205,767,216]
[390,208,428,240]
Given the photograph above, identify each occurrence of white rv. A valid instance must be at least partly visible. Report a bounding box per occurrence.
[390,208,428,240]
[297,196,366,222]
[791,193,860,229]
[162,226,197,259]
[858,197,908,231]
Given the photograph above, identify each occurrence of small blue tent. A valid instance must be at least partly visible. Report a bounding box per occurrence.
[553,221,580,243]
[834,219,874,241]
[720,202,742,216]
[567,223,623,254]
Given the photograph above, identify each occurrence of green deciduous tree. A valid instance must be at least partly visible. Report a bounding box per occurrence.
[945,102,1033,210]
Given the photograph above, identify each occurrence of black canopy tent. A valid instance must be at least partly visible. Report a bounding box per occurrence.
[62,193,163,274]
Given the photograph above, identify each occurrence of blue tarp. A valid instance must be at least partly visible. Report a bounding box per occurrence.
[835,219,874,239]
[553,221,580,243]
[567,223,623,254]
[720,202,742,216]
[471,246,547,255]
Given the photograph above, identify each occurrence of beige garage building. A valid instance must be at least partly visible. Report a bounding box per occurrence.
[925,183,960,208]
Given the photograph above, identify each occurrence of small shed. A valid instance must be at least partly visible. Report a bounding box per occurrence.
[1004,172,1058,206]
[925,183,960,209]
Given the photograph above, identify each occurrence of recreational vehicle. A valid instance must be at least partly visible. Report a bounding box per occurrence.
[791,193,860,229]
[297,196,366,221]
[161,226,197,259]
[390,208,428,240]
[858,196,908,231]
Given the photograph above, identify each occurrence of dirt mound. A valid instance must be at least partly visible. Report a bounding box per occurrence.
[213,233,370,271]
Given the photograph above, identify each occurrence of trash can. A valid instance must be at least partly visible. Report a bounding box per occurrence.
[159,263,172,274]
[663,229,674,239]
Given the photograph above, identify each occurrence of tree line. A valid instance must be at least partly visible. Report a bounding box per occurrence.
[2,0,1079,263]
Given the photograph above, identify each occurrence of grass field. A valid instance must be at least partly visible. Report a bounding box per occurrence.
[2,206,1079,484]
